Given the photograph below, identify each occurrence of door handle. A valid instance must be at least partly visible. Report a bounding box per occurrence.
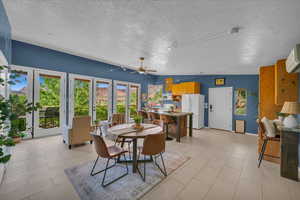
[209,105,213,112]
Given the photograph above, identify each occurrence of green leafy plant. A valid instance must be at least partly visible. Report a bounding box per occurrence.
[94,119,100,126]
[133,115,143,125]
[0,65,40,164]
[276,112,287,117]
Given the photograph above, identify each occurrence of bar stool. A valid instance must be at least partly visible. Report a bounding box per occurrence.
[257,118,280,168]
[160,115,174,141]
[149,112,161,126]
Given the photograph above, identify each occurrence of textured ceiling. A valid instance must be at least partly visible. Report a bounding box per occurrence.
[3,0,300,75]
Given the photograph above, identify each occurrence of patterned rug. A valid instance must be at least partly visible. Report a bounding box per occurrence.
[65,151,189,200]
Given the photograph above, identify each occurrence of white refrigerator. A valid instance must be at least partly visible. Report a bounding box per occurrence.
[181,94,205,129]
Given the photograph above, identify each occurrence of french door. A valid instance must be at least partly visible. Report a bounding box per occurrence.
[9,66,66,138]
[93,78,112,122]
[69,74,113,127]
[208,87,233,131]
[113,81,141,122]
[34,69,66,137]
[9,66,33,138]
[68,74,93,127]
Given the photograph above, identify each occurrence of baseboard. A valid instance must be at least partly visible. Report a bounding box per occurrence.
[245,132,258,136]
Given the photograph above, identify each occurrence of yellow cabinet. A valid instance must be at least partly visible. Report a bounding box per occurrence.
[172,82,200,95]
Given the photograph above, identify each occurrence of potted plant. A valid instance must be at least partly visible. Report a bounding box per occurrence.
[133,115,143,129]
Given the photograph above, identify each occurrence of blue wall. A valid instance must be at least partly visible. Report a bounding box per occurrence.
[153,75,259,134]
[12,40,156,95]
[11,40,259,134]
[0,1,11,63]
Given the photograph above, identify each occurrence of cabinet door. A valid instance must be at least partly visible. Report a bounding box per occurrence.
[275,59,298,106]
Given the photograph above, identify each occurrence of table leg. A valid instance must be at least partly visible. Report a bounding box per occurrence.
[176,117,180,142]
[189,114,193,137]
[132,138,138,173]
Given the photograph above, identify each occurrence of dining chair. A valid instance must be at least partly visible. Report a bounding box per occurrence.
[110,113,132,159]
[137,133,167,181]
[257,118,280,168]
[90,134,129,187]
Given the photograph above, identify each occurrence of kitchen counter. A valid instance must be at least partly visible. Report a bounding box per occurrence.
[147,111,193,142]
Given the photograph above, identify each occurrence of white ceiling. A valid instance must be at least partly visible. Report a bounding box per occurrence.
[3,0,300,75]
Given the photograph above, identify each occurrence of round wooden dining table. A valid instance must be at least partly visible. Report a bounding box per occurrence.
[108,123,163,173]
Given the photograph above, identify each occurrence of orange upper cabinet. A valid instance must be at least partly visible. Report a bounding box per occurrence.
[172,82,200,95]
[274,59,299,106]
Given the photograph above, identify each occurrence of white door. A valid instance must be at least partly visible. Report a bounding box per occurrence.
[9,66,34,138]
[93,78,112,122]
[34,69,66,137]
[68,74,93,127]
[208,87,233,131]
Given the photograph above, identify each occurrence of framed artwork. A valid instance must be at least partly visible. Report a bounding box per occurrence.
[165,77,173,92]
[215,78,225,86]
[234,88,247,115]
[148,84,163,107]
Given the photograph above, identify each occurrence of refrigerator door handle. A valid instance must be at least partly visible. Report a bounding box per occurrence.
[209,104,213,112]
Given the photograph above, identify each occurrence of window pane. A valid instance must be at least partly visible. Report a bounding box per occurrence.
[74,79,90,116]
[96,81,109,121]
[129,85,138,118]
[9,71,28,132]
[39,75,60,129]
[116,84,127,114]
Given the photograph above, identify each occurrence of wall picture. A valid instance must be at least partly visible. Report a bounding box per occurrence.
[148,84,163,107]
[234,88,247,115]
[215,78,225,86]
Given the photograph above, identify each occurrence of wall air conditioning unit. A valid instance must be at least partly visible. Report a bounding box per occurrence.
[286,44,300,73]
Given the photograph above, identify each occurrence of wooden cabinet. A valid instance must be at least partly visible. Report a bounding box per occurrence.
[259,65,282,163]
[275,59,298,106]
[172,82,200,95]
[259,65,282,119]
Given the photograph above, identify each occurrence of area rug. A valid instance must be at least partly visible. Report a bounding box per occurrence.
[65,151,189,200]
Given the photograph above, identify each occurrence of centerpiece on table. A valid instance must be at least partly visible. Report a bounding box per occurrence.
[132,114,144,131]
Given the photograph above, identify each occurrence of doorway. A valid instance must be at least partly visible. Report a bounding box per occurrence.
[208,87,233,131]
[34,69,66,137]
[113,81,141,122]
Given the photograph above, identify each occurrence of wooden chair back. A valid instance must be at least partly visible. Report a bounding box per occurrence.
[111,113,125,126]
[142,132,166,155]
[92,134,110,158]
[257,119,266,139]
[138,110,148,119]
[160,115,174,124]
[71,116,92,142]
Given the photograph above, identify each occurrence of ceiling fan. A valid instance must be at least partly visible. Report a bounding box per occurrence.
[131,57,157,74]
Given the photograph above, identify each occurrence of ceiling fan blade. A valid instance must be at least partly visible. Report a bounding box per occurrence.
[146,69,157,72]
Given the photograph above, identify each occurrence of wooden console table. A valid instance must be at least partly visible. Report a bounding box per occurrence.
[278,126,300,181]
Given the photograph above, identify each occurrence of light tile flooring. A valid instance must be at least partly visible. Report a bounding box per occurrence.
[1,128,300,200]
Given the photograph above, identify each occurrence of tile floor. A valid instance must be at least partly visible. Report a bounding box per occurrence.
[0,128,299,200]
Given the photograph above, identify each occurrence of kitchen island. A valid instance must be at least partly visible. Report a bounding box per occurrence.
[147,111,193,142]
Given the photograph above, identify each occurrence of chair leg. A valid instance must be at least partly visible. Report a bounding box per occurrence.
[154,153,167,176]
[102,155,129,187]
[127,142,132,160]
[258,139,268,168]
[90,156,116,176]
[136,154,146,182]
